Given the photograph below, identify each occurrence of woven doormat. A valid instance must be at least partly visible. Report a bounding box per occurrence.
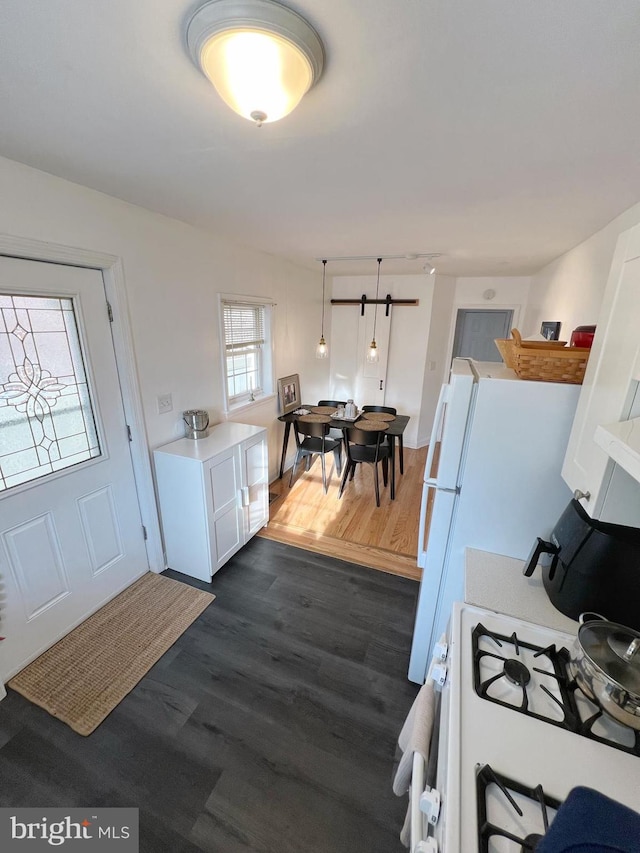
[8,572,214,736]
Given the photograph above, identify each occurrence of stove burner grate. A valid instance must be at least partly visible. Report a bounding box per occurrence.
[567,678,640,756]
[472,623,640,757]
[476,764,561,853]
[473,623,577,727]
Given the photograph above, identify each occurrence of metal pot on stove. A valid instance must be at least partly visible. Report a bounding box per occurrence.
[569,613,640,730]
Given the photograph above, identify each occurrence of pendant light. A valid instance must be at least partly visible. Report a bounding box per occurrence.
[316,259,328,359]
[366,258,382,364]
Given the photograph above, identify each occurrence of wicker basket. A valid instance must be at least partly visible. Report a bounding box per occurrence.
[494,338,516,368]
[509,329,590,384]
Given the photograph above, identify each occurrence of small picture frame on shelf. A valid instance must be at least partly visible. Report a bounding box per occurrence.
[541,321,562,341]
[277,373,301,414]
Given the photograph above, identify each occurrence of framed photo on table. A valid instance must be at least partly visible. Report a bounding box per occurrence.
[540,321,562,341]
[277,373,301,414]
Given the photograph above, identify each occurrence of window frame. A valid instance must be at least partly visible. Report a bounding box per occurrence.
[218,294,275,413]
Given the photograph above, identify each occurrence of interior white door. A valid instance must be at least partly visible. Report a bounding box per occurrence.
[354,303,391,405]
[0,256,148,683]
[452,309,513,362]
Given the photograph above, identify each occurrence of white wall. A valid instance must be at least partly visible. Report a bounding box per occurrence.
[0,155,328,481]
[416,275,456,446]
[329,274,434,448]
[523,201,640,338]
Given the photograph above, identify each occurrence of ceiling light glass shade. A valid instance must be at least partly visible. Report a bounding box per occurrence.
[200,30,312,123]
[366,340,379,364]
[188,0,324,125]
[316,335,328,359]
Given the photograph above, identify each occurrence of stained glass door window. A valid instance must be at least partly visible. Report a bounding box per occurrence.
[0,293,101,490]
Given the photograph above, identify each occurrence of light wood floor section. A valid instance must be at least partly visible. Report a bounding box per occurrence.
[258,445,429,581]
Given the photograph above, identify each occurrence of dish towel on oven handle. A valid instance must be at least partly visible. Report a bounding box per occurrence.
[536,786,640,852]
[392,680,437,847]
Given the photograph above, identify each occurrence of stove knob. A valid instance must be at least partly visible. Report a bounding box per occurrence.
[431,663,447,688]
[433,639,448,662]
[420,787,441,826]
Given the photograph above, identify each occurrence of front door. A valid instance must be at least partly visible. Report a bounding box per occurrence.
[452,309,513,362]
[0,256,148,683]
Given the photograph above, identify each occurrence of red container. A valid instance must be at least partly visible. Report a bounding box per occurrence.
[570,325,596,348]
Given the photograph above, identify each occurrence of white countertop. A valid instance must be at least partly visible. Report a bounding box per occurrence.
[154,421,265,460]
[464,547,579,634]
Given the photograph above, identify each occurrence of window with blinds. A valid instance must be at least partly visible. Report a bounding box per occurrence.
[222,300,267,404]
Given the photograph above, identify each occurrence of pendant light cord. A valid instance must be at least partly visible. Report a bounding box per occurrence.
[372,257,382,341]
[321,259,327,337]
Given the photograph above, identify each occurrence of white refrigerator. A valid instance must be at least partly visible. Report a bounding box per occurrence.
[408,358,580,684]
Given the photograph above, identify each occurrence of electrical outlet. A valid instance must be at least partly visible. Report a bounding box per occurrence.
[157,393,173,414]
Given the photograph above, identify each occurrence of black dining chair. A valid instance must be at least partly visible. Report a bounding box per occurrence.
[289,419,342,494]
[338,426,390,507]
[318,399,347,441]
[361,405,404,474]
[318,399,346,408]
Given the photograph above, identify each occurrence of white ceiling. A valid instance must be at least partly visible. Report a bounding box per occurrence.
[0,1,639,276]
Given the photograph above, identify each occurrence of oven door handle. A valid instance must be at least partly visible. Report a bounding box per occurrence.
[410,751,426,850]
[409,637,448,850]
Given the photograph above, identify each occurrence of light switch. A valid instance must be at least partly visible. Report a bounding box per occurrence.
[157,393,173,414]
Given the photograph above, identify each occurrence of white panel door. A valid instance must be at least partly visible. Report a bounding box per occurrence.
[209,447,243,572]
[0,256,148,683]
[354,303,391,405]
[242,433,268,539]
[452,309,513,362]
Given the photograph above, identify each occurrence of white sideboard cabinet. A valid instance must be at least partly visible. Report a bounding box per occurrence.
[154,422,268,581]
[562,222,640,522]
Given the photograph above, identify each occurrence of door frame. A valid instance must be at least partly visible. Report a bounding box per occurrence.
[0,233,163,575]
[444,301,523,373]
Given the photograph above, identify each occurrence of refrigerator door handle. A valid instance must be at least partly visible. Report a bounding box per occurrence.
[423,478,460,494]
[423,383,449,480]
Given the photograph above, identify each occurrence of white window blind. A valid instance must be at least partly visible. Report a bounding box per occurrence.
[223,302,265,351]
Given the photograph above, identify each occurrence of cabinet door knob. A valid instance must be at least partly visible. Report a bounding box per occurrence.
[241,486,250,507]
[573,489,591,502]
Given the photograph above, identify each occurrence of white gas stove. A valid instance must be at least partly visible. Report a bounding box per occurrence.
[427,602,640,852]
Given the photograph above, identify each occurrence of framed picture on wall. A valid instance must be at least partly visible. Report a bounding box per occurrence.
[277,373,301,414]
[541,321,562,341]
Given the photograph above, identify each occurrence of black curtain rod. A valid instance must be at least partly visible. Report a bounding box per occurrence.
[330,294,419,316]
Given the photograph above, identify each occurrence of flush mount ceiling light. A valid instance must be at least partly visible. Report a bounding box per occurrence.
[187,0,324,125]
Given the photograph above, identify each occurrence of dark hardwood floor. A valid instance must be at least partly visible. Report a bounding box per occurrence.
[0,538,419,852]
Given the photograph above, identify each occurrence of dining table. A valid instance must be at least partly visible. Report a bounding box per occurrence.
[277,405,410,500]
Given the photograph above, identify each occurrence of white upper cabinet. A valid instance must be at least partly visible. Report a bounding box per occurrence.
[562,223,640,519]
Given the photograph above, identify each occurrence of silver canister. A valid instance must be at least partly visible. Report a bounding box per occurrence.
[183,409,210,440]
